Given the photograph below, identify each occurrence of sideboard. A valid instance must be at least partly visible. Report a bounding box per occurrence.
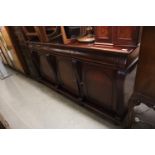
[6,26,142,124]
[27,41,139,123]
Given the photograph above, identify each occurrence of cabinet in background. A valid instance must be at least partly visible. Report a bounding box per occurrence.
[95,26,141,47]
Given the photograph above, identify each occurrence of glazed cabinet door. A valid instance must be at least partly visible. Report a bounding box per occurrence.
[56,56,80,96]
[82,62,115,111]
[31,51,57,84]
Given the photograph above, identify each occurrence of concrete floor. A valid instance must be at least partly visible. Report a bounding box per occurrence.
[0,68,118,129]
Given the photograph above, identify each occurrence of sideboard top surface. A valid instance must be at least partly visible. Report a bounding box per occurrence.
[27,40,138,56]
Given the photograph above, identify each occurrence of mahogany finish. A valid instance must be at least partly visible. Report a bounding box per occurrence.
[95,26,141,47]
[82,62,114,111]
[56,56,80,96]
[8,26,141,124]
[95,26,113,44]
[28,41,139,123]
[39,54,57,84]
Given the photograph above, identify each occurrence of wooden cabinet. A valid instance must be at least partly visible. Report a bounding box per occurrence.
[28,41,139,123]
[8,26,141,124]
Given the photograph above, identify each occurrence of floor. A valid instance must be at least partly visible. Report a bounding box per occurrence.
[132,103,155,128]
[0,68,118,129]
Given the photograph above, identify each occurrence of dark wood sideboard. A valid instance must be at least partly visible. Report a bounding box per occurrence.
[28,42,139,123]
[8,26,141,124]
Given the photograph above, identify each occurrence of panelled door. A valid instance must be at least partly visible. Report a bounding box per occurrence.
[82,62,115,111]
[56,56,80,96]
[31,51,57,85]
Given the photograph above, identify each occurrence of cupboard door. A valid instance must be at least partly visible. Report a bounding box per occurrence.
[39,54,57,84]
[95,26,113,44]
[56,56,79,96]
[82,62,114,110]
[113,26,140,47]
